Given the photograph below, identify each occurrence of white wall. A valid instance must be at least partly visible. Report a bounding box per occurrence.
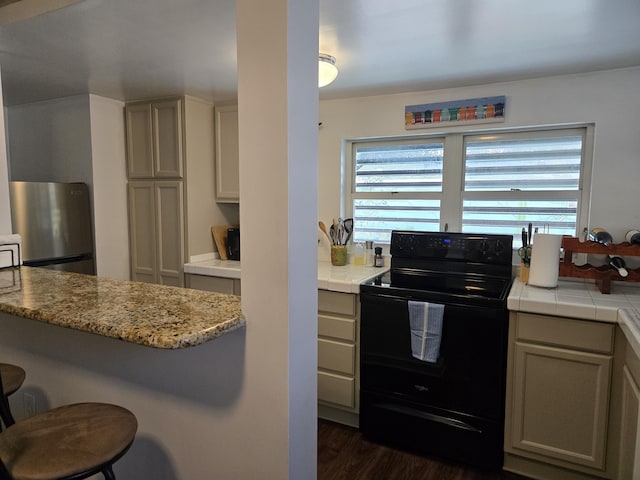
[6,95,93,185]
[0,68,12,234]
[318,67,640,245]
[88,95,129,280]
[5,94,131,279]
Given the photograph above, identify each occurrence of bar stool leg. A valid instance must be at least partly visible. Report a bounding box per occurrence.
[102,465,116,480]
[0,394,15,428]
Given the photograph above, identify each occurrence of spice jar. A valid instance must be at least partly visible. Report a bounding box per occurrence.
[374,247,384,267]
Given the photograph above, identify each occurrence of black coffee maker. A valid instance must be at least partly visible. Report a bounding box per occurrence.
[227,228,240,261]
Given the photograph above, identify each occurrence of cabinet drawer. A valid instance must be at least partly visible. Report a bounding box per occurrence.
[318,371,355,408]
[186,274,235,294]
[516,313,614,354]
[318,339,355,375]
[318,290,356,317]
[318,314,355,342]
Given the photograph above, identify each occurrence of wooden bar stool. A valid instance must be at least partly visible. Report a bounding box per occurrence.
[0,372,137,480]
[0,364,25,428]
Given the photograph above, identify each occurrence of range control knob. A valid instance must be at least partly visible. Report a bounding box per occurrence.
[494,240,505,255]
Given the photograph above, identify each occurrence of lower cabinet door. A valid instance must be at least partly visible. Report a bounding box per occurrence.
[510,342,612,470]
[619,365,640,480]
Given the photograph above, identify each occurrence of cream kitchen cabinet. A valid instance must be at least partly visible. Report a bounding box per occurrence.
[214,104,239,203]
[125,99,184,179]
[185,273,241,295]
[126,96,216,286]
[504,312,620,479]
[317,289,360,427]
[618,334,640,480]
[128,181,184,286]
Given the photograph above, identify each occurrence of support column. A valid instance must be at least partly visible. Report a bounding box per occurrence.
[237,0,319,478]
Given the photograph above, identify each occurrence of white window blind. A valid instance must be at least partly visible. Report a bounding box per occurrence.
[462,131,585,239]
[347,127,591,246]
[352,141,443,243]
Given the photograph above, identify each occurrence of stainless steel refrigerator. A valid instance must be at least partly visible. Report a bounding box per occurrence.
[9,181,95,275]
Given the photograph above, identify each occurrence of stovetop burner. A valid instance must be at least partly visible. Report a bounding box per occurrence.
[361,230,514,307]
[368,270,510,299]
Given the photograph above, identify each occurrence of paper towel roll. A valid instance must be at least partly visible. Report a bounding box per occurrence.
[528,234,562,288]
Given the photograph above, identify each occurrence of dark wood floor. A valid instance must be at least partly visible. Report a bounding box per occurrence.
[318,420,530,480]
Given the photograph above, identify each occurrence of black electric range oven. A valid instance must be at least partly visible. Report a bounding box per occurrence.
[359,230,513,469]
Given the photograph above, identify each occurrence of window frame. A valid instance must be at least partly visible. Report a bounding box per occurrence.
[344,124,594,247]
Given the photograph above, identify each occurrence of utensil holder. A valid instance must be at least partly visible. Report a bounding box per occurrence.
[331,245,347,266]
[519,262,530,283]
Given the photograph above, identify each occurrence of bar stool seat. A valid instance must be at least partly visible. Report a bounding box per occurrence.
[0,402,137,480]
[0,364,25,428]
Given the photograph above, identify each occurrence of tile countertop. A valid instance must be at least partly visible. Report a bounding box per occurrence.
[508,277,640,357]
[0,267,244,349]
[184,259,388,294]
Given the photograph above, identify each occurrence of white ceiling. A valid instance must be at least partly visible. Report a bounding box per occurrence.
[0,0,639,106]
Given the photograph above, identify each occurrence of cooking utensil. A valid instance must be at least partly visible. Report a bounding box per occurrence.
[343,218,354,245]
[318,221,332,244]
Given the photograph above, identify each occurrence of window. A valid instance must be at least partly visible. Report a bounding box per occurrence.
[347,126,592,246]
[352,139,444,243]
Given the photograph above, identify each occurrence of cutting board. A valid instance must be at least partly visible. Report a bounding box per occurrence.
[211,225,237,260]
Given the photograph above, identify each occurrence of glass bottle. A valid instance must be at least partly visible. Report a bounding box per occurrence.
[353,242,365,266]
[625,229,640,245]
[365,241,374,266]
[374,247,384,267]
[608,255,628,277]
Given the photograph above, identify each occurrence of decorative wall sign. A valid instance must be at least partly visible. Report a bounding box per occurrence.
[405,96,505,130]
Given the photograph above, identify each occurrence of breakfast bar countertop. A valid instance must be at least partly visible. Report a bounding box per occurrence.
[0,266,244,349]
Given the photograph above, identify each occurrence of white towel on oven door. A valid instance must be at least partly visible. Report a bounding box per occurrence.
[0,234,22,268]
[408,300,444,363]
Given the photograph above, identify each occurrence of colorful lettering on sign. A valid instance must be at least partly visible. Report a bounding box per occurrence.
[486,104,495,118]
[405,111,414,125]
[466,106,476,120]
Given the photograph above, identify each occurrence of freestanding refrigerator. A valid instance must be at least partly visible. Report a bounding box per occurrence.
[9,181,95,275]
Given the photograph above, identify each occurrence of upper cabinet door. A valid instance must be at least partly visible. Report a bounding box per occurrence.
[153,99,184,178]
[126,104,154,178]
[215,105,239,202]
[126,99,184,179]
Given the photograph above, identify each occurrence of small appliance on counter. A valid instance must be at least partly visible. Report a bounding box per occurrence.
[227,228,240,261]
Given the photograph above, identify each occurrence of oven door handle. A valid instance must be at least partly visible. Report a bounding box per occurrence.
[379,403,483,434]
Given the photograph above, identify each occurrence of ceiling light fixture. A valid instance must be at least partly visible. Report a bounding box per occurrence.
[318,53,338,88]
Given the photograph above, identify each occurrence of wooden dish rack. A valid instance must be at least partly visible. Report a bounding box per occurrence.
[559,236,640,294]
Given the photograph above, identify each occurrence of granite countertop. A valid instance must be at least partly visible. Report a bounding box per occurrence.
[0,267,244,349]
[508,277,640,357]
[184,259,387,294]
